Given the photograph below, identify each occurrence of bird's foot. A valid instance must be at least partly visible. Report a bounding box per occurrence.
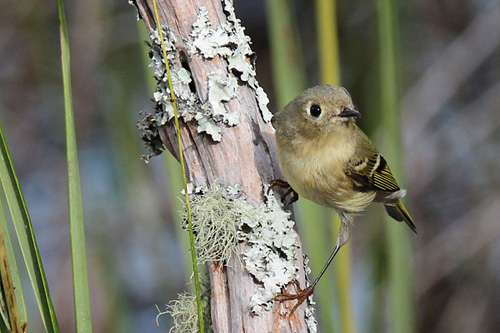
[268,179,299,205]
[275,280,314,315]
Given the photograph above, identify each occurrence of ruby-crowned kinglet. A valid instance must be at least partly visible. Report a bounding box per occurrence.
[271,85,415,309]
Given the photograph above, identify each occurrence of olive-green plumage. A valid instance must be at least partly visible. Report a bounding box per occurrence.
[272,85,415,309]
[272,84,415,248]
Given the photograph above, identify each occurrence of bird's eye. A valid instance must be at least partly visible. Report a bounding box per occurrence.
[309,104,322,118]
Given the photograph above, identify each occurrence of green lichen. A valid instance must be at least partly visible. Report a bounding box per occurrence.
[181,182,305,315]
[159,284,212,333]
[181,182,248,264]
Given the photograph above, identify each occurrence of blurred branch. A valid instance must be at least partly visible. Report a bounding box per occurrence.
[265,0,306,108]
[417,196,500,294]
[314,0,355,332]
[402,2,500,147]
[377,0,416,330]
[411,80,500,196]
[435,284,490,332]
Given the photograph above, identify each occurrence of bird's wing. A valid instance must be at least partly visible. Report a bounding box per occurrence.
[346,153,401,192]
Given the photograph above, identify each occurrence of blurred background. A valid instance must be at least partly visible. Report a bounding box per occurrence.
[1,0,500,332]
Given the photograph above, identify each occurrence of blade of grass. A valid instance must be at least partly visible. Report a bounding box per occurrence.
[150,3,205,331]
[295,203,335,330]
[316,0,341,85]
[377,0,415,331]
[316,0,356,331]
[0,198,26,332]
[137,23,191,282]
[265,0,344,330]
[56,0,92,331]
[265,0,335,328]
[0,121,59,332]
[0,306,8,333]
[265,0,306,107]
[0,282,10,332]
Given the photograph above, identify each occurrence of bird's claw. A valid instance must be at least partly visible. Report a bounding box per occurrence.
[275,280,314,315]
[268,179,299,205]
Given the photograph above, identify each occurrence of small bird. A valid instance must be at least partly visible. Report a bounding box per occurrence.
[271,85,416,311]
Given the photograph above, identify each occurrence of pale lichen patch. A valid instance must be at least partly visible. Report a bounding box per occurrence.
[139,2,272,159]
[222,0,273,122]
[179,182,303,316]
[127,0,141,21]
[189,5,243,129]
[207,73,239,126]
[137,111,164,162]
[303,255,318,332]
[190,6,233,58]
[189,2,273,123]
[241,185,300,314]
[139,26,225,159]
[148,29,199,123]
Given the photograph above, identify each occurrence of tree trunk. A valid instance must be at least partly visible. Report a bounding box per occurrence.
[134,0,313,331]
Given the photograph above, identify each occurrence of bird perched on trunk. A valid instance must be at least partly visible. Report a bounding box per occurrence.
[271,84,416,311]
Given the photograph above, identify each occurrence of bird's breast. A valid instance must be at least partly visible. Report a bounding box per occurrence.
[277,135,375,213]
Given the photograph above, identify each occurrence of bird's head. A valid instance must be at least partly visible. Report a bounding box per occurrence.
[272,85,361,140]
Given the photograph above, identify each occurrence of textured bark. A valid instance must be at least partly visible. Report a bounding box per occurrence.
[134,0,310,331]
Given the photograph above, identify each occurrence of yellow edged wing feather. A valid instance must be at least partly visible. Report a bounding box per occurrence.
[346,152,416,233]
[347,153,401,192]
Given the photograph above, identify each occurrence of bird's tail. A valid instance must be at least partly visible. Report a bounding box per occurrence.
[384,200,417,234]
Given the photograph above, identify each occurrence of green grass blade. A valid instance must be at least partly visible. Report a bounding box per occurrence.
[56,0,92,331]
[0,120,59,332]
[0,198,26,332]
[137,23,191,281]
[150,2,205,331]
[0,289,9,333]
[264,0,347,330]
[377,0,415,331]
[265,0,307,107]
[0,312,8,333]
[295,202,334,331]
[316,0,341,85]
[315,0,355,331]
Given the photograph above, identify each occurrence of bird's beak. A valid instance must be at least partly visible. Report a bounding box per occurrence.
[338,108,361,118]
